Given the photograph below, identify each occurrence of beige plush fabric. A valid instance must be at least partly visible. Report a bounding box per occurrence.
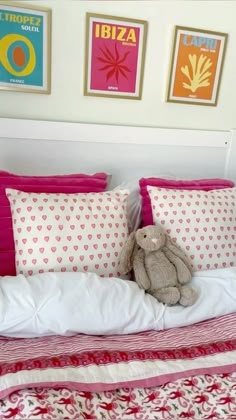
[119,225,198,306]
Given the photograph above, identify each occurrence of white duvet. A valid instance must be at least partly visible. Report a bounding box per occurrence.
[1,267,236,337]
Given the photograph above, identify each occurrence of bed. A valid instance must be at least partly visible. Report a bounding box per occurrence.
[0,117,236,419]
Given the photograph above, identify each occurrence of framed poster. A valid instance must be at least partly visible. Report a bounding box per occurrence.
[0,1,51,94]
[166,26,228,106]
[84,13,147,100]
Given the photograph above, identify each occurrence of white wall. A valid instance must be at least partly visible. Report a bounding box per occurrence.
[0,0,235,130]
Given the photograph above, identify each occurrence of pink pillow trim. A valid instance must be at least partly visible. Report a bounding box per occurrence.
[0,171,108,276]
[139,177,235,227]
[0,170,107,180]
[0,252,15,275]
[144,177,234,190]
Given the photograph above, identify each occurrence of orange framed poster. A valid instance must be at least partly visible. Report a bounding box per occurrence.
[166,26,228,106]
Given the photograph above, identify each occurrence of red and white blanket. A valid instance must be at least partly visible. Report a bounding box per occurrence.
[1,311,236,419]
[1,373,236,419]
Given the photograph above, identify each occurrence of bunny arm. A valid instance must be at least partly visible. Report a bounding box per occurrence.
[133,249,151,290]
[163,248,192,285]
[165,237,193,273]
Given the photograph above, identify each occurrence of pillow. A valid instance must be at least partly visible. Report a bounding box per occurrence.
[114,179,142,232]
[1,268,236,337]
[0,170,109,277]
[146,185,236,271]
[114,175,177,232]
[6,188,129,278]
[139,177,235,226]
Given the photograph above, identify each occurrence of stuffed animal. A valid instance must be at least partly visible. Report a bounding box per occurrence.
[119,224,198,306]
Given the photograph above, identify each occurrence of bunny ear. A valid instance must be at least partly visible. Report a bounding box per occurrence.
[119,231,137,274]
[166,236,192,273]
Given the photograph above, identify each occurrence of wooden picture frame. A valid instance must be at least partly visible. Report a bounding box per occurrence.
[84,13,148,100]
[0,1,51,94]
[166,26,228,106]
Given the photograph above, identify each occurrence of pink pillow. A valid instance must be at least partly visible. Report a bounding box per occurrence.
[0,170,108,276]
[139,177,235,226]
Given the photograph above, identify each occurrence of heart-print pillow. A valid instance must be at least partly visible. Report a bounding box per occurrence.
[146,186,236,271]
[0,170,109,276]
[6,188,129,278]
[139,177,235,226]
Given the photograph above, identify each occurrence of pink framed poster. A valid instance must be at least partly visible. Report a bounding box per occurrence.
[84,13,147,99]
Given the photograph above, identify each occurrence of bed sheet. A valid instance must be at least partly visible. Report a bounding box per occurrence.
[1,311,236,418]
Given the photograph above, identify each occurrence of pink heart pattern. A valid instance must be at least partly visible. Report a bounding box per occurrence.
[6,188,129,277]
[147,186,236,271]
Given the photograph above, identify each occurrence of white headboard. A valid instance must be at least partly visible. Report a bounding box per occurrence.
[0,118,235,188]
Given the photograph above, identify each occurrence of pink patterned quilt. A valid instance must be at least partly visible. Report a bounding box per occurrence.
[1,374,236,419]
[1,312,236,418]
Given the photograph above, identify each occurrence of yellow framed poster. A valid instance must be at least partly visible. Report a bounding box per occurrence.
[166,26,228,106]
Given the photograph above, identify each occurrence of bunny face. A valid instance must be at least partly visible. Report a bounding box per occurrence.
[135,225,166,251]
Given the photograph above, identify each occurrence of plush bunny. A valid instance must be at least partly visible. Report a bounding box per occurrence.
[119,225,198,306]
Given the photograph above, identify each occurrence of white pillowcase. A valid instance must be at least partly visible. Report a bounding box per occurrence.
[114,175,174,231]
[147,186,236,271]
[6,188,129,277]
[1,268,236,337]
[0,272,164,337]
